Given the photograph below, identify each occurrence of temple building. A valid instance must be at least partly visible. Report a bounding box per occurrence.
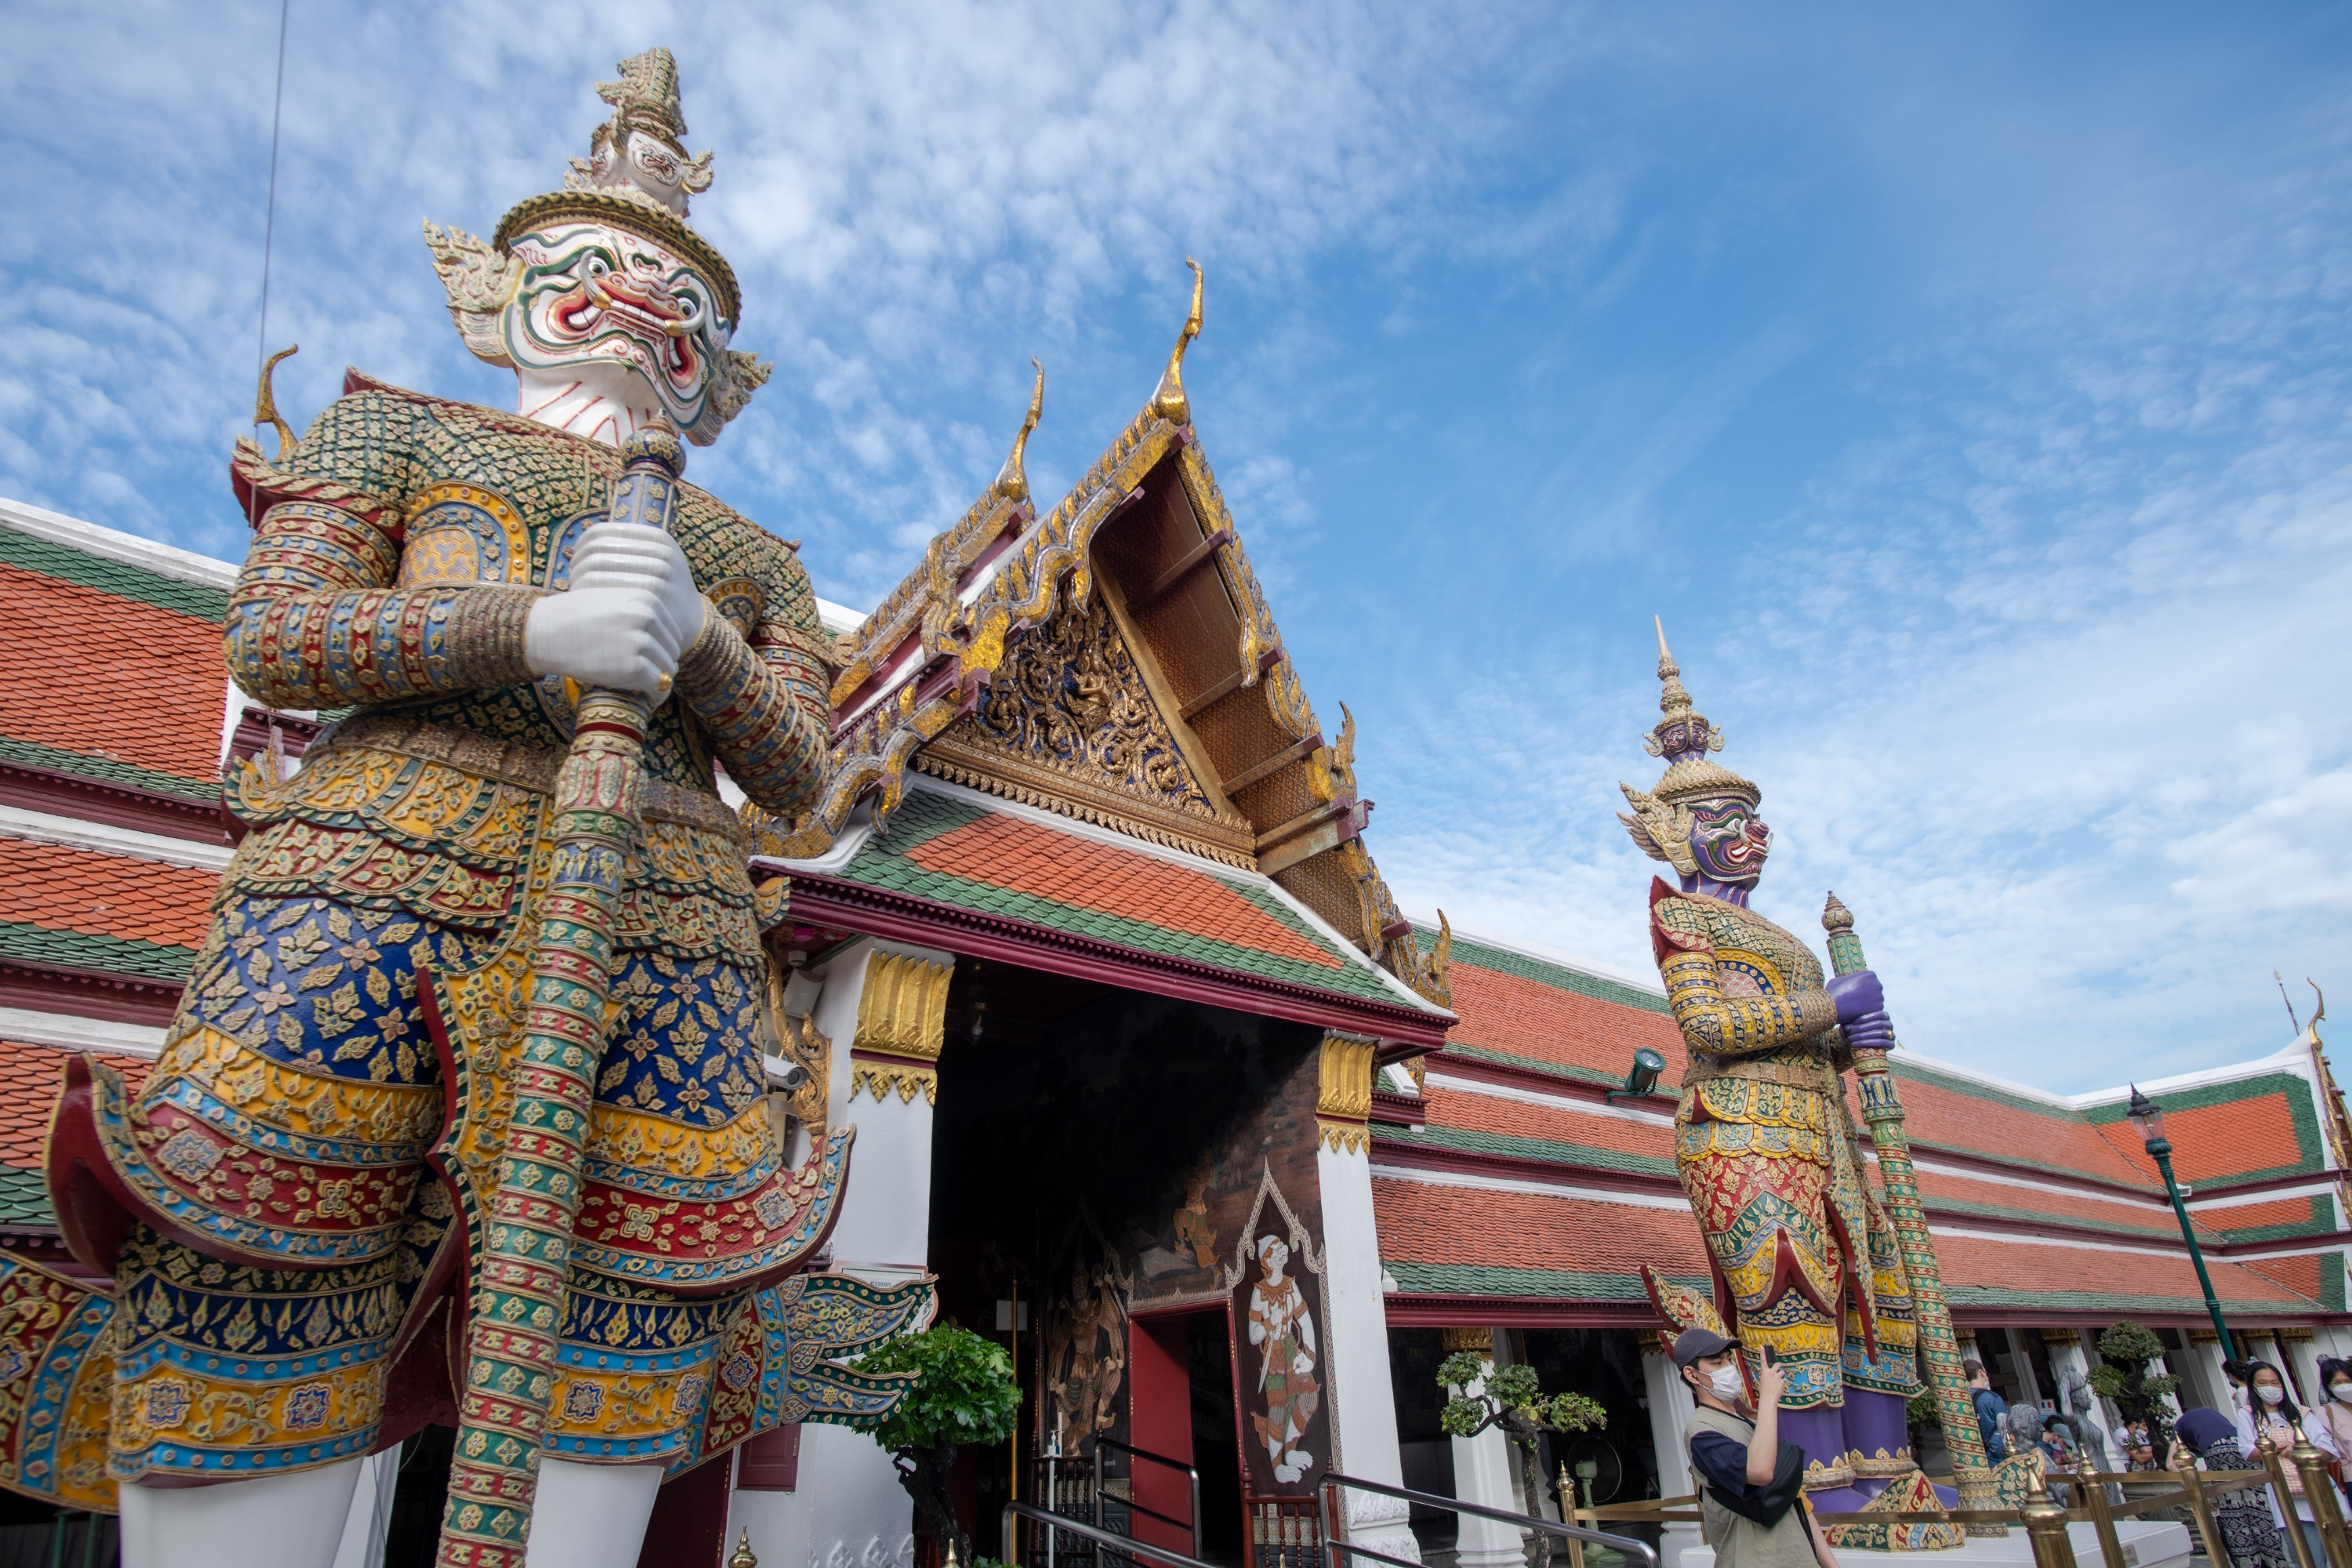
[1,310,2347,1567]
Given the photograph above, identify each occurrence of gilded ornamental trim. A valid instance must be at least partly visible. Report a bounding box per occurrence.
[846,952,953,1105]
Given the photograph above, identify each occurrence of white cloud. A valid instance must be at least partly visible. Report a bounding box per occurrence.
[9,2,2352,1094]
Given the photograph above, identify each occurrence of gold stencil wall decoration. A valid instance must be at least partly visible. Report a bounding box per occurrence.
[1315,1032,1377,1155]
[846,951,953,1105]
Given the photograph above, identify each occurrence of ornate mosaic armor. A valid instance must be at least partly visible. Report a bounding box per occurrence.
[1620,625,1921,1498]
[11,379,868,1497]
[1650,883,1918,1412]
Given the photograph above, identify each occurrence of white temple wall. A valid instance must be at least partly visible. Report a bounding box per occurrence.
[1318,1138,1423,1565]
[727,936,952,1568]
[1642,1348,1704,1568]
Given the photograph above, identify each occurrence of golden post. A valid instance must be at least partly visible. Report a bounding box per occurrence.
[2020,1457,2080,1568]
[2073,1454,2125,1568]
[2260,1432,2325,1568]
[2168,1439,2230,1568]
[2289,1425,2352,1568]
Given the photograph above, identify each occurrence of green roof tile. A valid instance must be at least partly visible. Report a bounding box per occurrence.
[0,920,196,982]
[0,526,229,622]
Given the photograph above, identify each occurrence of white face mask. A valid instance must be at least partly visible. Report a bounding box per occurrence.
[1708,1366,1745,1400]
[2331,1385,2352,1405]
[2259,1385,2287,1406]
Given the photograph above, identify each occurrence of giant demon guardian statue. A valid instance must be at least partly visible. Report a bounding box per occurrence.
[0,49,931,1568]
[1619,624,1936,1514]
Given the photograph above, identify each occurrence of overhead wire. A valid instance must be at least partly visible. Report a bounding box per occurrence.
[254,0,292,392]
[244,0,292,529]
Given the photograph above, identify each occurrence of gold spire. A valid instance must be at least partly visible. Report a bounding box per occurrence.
[1625,619,1755,811]
[993,358,1045,503]
[1150,258,1205,425]
[1653,615,1695,730]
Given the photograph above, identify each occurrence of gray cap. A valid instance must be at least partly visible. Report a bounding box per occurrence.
[1671,1327,1737,1369]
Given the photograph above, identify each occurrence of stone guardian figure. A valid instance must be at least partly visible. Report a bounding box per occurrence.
[0,48,927,1568]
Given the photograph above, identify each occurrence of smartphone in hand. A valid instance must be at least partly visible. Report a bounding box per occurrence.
[1763,1346,1779,1368]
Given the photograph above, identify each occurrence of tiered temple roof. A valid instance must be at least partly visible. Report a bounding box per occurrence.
[0,320,2343,1334]
[1375,918,2350,1327]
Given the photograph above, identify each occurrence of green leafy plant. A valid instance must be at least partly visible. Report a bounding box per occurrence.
[855,1324,1021,1568]
[1438,1351,1607,1568]
[2086,1320,2182,1456]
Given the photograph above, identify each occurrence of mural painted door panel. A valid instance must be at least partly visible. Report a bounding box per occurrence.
[1130,1312,1200,1556]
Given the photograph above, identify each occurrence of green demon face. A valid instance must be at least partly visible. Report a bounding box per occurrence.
[1687,797,1770,887]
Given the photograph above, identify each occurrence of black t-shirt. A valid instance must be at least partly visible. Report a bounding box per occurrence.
[1690,1423,1811,1531]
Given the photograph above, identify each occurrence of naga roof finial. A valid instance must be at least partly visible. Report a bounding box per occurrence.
[1150,259,1205,425]
[993,359,1045,503]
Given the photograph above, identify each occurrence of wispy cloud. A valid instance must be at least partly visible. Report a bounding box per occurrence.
[9,1,2351,1090]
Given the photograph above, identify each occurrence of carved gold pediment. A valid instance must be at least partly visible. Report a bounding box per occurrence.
[913,596,1258,866]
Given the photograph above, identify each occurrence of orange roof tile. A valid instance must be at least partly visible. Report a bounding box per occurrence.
[1416,1074,1675,1163]
[1440,955,1686,1083]
[0,1041,153,1169]
[0,558,226,785]
[0,839,217,949]
[900,804,1341,970]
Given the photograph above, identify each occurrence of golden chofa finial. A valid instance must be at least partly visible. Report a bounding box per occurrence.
[727,1526,760,1568]
[1150,258,1205,425]
[993,358,1045,503]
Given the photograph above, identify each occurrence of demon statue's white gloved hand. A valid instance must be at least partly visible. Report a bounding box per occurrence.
[523,521,708,697]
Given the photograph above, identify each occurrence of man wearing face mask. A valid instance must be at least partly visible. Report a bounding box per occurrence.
[1675,1330,1842,1568]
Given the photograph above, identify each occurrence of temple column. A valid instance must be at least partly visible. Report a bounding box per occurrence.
[2180,1330,2233,1412]
[1316,1035,1422,1565]
[1642,1349,1704,1568]
[1446,1330,1526,1568]
[2281,1329,2325,1406]
[730,938,955,1568]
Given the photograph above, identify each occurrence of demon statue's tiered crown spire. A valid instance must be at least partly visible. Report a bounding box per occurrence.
[564,46,713,217]
[1617,619,1762,879]
[422,47,770,446]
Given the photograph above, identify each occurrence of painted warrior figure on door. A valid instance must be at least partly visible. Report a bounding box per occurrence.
[0,47,927,1563]
[1618,624,1919,1502]
[1247,1233,1320,1484]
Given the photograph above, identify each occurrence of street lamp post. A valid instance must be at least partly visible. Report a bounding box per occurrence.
[2128,1084,2238,1359]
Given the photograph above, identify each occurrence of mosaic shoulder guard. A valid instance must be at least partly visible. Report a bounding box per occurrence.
[0,1251,118,1512]
[1641,1261,1730,1358]
[695,1270,937,1465]
[225,376,834,820]
[1650,879,1840,1062]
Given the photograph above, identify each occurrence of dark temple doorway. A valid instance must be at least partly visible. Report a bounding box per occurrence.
[925,956,1319,1566]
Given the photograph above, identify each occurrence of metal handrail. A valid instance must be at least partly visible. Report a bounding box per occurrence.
[1094,1436,1206,1558]
[1007,1501,1223,1568]
[1317,1472,1661,1568]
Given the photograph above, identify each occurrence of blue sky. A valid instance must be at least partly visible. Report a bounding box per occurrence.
[7,2,2350,1091]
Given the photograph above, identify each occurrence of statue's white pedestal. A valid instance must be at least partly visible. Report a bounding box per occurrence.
[1671,1518,2190,1568]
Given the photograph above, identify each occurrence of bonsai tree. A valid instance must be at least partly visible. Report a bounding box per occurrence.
[856,1323,1022,1568]
[1438,1350,1606,1568]
[2087,1319,2182,1457]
